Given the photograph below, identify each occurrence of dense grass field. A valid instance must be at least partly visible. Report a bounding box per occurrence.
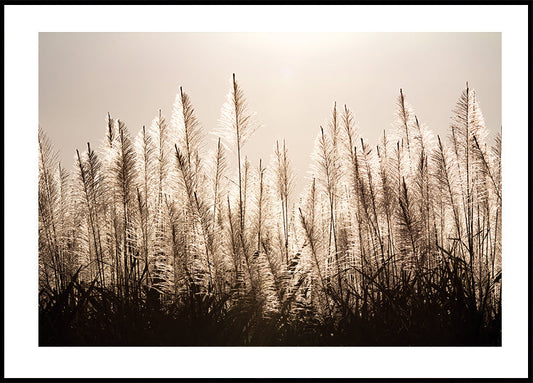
[39,75,501,346]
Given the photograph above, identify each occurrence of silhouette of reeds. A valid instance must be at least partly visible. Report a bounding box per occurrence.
[39,77,501,346]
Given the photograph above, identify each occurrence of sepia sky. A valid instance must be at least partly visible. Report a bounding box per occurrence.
[39,32,501,195]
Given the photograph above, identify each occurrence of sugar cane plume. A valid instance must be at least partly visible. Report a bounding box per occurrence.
[39,78,501,345]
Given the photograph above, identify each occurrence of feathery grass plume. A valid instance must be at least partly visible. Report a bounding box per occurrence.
[349,139,389,314]
[340,105,359,181]
[242,156,251,226]
[84,144,107,277]
[396,176,422,274]
[100,113,121,290]
[411,116,437,269]
[449,83,493,306]
[259,163,303,320]
[392,91,437,276]
[240,157,256,286]
[345,139,377,288]
[395,90,434,183]
[247,158,284,316]
[134,125,157,291]
[386,139,408,282]
[105,112,115,146]
[467,91,499,312]
[311,120,343,298]
[205,137,231,293]
[327,102,341,156]
[74,143,106,286]
[326,102,341,265]
[343,108,389,296]
[298,178,332,316]
[341,106,375,294]
[487,131,502,307]
[211,137,227,230]
[56,163,77,281]
[216,74,260,152]
[174,143,213,291]
[376,130,399,286]
[358,138,384,262]
[272,140,296,265]
[226,194,246,297]
[255,159,267,252]
[160,195,184,296]
[106,119,140,299]
[473,135,501,205]
[216,74,260,231]
[38,127,64,292]
[253,250,281,317]
[397,89,415,160]
[491,132,502,189]
[149,110,173,201]
[326,103,341,220]
[216,74,261,292]
[489,132,502,234]
[450,84,474,225]
[144,110,177,300]
[432,135,463,242]
[252,166,285,306]
[172,87,204,188]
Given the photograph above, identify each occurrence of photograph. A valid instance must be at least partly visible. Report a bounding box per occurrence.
[38,32,502,347]
[4,3,528,380]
